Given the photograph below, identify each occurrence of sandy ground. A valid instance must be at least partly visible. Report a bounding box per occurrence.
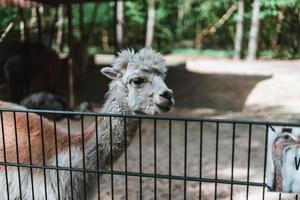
[58,107,300,200]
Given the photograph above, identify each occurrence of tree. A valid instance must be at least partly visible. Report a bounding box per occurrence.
[195,2,238,49]
[115,0,124,51]
[145,0,156,47]
[247,0,262,60]
[234,0,245,59]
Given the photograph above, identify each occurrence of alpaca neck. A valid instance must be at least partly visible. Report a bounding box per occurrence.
[85,80,139,169]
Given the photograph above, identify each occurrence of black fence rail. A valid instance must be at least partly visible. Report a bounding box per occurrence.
[0,108,299,200]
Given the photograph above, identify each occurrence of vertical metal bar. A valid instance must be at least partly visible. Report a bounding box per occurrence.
[80,116,87,200]
[154,119,157,200]
[13,112,23,200]
[0,111,10,200]
[230,123,236,200]
[246,124,252,200]
[67,117,74,200]
[109,116,114,200]
[262,125,269,200]
[26,112,35,200]
[199,121,203,200]
[95,116,100,200]
[279,193,282,200]
[39,115,48,200]
[168,120,172,200]
[296,194,298,200]
[214,122,219,200]
[184,120,188,200]
[53,118,60,200]
[124,117,128,200]
[139,118,143,199]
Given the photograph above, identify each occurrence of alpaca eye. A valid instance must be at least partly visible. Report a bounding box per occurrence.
[132,78,145,85]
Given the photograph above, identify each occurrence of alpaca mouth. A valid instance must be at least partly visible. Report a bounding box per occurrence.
[155,103,171,112]
[134,110,147,115]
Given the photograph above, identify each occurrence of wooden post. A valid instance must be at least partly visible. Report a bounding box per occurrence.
[56,5,64,52]
[18,8,30,41]
[67,4,75,108]
[36,7,43,43]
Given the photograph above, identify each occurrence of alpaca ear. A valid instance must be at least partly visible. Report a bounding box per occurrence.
[100,67,120,79]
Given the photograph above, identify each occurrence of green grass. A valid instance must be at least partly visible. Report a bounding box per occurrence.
[259,50,300,59]
[170,48,234,58]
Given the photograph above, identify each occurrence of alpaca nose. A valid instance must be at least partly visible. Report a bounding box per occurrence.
[159,89,173,100]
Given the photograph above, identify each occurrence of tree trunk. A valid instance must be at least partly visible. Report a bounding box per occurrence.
[247,0,261,60]
[115,0,124,51]
[145,0,156,48]
[234,0,245,59]
[177,1,184,42]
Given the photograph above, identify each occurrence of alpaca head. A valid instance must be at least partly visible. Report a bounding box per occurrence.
[274,132,298,145]
[101,48,175,115]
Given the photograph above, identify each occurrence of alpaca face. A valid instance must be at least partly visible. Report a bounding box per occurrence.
[124,68,174,114]
[274,133,298,145]
[101,48,175,115]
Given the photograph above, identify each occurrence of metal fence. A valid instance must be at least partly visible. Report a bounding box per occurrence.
[0,108,299,200]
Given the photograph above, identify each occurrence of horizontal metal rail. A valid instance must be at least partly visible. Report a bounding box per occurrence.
[0,161,268,188]
[0,108,297,199]
[1,108,300,127]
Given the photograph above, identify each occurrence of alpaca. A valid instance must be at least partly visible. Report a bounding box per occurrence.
[0,48,175,199]
[271,132,298,191]
[267,127,300,192]
[20,92,93,121]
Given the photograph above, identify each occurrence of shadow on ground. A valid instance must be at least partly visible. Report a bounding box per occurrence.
[166,64,271,111]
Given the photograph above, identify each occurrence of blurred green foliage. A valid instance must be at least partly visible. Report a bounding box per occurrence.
[0,0,299,58]
[0,8,18,30]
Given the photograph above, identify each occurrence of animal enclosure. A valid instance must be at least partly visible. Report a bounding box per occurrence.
[0,108,300,200]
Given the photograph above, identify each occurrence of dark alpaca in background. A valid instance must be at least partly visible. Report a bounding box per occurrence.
[20,92,93,121]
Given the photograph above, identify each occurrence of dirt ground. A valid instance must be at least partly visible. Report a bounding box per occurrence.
[57,106,300,200]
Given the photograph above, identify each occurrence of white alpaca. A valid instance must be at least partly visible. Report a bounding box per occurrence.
[0,48,175,200]
[267,126,300,193]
